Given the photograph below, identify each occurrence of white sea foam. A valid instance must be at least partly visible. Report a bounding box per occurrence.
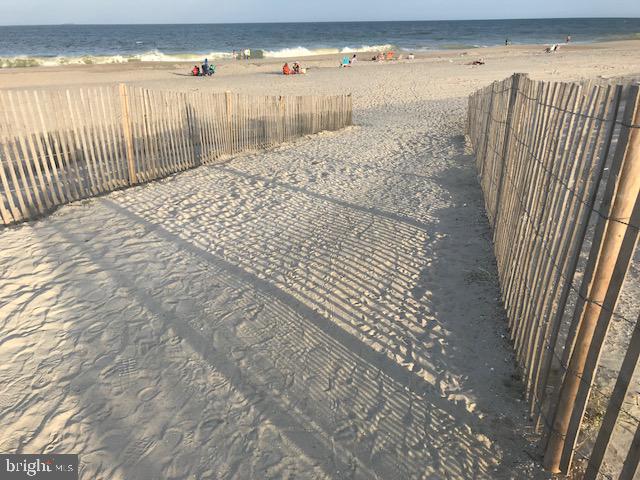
[262,44,395,58]
[0,45,398,68]
[0,49,232,68]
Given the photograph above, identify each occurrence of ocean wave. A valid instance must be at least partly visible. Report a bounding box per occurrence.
[0,45,399,68]
[414,43,481,51]
[0,49,232,68]
[261,44,395,58]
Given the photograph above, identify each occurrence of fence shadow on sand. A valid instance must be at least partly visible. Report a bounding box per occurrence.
[11,128,544,478]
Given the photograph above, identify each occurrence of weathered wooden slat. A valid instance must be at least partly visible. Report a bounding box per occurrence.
[52,89,86,198]
[81,88,110,191]
[3,90,44,215]
[117,84,137,185]
[32,90,70,203]
[16,90,57,208]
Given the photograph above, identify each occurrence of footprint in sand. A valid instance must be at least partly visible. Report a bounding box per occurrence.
[333,422,358,442]
[162,428,183,450]
[197,417,225,441]
[137,386,160,402]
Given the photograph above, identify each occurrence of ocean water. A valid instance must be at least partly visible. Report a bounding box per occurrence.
[1,18,639,68]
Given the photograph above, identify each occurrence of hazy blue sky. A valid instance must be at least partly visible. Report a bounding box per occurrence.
[1,0,639,25]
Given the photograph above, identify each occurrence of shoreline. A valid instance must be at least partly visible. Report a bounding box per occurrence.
[1,39,639,94]
[1,38,639,70]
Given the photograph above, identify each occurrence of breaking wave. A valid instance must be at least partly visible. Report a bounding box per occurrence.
[0,45,399,68]
[261,44,395,58]
[0,49,232,68]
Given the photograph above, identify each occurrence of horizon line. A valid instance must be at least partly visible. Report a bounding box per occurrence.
[1,16,639,27]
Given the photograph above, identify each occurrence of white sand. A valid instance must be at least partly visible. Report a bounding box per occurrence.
[1,40,640,479]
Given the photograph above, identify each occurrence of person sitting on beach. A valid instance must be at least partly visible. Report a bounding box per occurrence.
[192,65,200,76]
[202,58,210,76]
[282,63,291,75]
[292,62,300,74]
[341,56,351,67]
[350,54,357,65]
[408,53,415,60]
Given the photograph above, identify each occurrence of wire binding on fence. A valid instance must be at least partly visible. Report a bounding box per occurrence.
[467,73,640,478]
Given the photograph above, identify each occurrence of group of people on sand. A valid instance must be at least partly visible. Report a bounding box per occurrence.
[371,51,395,62]
[341,54,357,67]
[282,61,306,75]
[192,58,215,76]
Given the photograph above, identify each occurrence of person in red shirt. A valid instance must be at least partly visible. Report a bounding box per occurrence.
[282,63,291,75]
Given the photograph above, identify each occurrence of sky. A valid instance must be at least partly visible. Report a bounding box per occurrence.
[1,0,639,25]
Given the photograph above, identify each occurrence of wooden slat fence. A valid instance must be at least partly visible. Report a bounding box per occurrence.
[0,85,353,225]
[467,73,640,478]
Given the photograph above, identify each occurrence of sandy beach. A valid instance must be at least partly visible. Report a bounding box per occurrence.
[2,40,640,94]
[1,39,639,479]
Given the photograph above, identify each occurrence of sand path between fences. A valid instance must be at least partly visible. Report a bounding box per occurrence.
[0,89,554,479]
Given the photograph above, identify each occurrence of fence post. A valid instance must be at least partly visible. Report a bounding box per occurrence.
[543,85,640,474]
[118,83,137,185]
[279,95,285,141]
[585,310,640,479]
[184,93,201,165]
[492,73,524,237]
[478,82,496,177]
[225,91,233,152]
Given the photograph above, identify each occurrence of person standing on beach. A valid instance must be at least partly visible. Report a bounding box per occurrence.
[566,34,571,43]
